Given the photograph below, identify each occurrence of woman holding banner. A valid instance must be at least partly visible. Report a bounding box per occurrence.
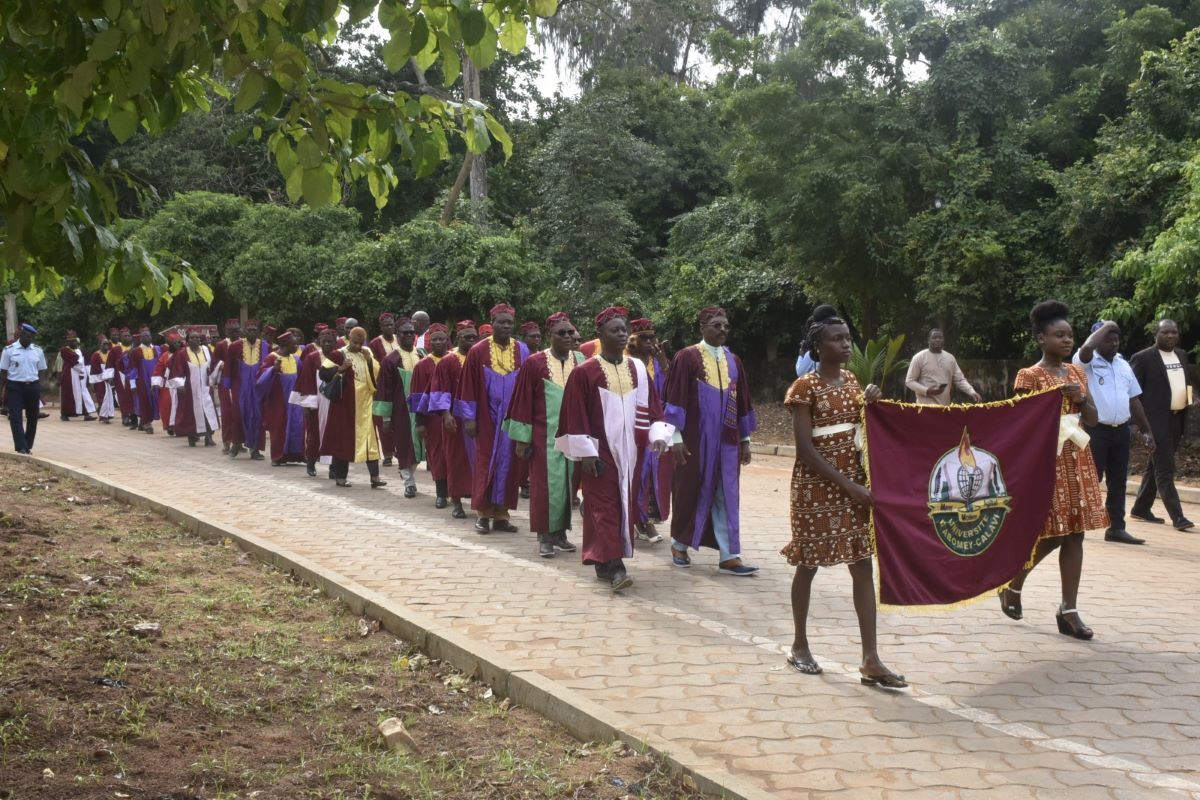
[998,300,1107,639]
[782,314,907,689]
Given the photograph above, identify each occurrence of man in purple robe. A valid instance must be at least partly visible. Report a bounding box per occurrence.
[458,303,530,533]
[257,331,306,465]
[124,326,160,433]
[662,306,759,576]
[227,318,270,459]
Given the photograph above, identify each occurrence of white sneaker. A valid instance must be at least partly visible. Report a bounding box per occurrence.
[635,523,663,544]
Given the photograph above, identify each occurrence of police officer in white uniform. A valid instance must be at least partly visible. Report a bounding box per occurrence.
[1,323,49,454]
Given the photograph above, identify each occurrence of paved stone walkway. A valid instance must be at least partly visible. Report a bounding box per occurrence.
[20,422,1200,798]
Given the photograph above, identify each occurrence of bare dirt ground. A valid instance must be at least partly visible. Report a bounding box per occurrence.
[0,461,711,800]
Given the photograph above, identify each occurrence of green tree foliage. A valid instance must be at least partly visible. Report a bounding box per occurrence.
[1,0,552,307]
[325,218,556,324]
[651,196,805,356]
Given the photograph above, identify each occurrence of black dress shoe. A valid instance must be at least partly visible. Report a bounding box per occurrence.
[451,504,467,519]
[594,563,611,581]
[609,561,632,592]
[474,517,491,534]
[250,450,264,461]
[520,485,530,499]
[1104,527,1145,545]
[371,479,388,489]
[1130,510,1165,524]
[1175,518,1196,531]
[492,520,518,533]
[336,479,352,488]
[434,496,448,509]
[306,465,317,477]
[538,533,555,558]
[404,485,417,498]
[552,531,577,552]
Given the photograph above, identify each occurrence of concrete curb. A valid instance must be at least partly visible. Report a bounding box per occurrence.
[6,451,774,800]
[749,443,1200,506]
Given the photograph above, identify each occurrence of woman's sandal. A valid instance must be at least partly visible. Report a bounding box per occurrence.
[859,667,908,689]
[1056,607,1094,640]
[998,586,1022,620]
[786,650,822,675]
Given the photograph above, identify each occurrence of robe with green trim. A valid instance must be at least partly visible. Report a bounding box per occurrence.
[504,349,585,535]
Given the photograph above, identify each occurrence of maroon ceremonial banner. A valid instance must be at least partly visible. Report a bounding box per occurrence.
[864,390,1061,608]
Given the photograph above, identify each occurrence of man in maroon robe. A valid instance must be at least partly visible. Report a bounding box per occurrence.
[663,306,758,576]
[167,330,218,447]
[430,321,479,518]
[227,319,269,459]
[374,339,419,495]
[628,317,672,543]
[506,312,583,558]
[108,328,133,426]
[59,330,97,421]
[515,320,543,500]
[89,335,116,423]
[554,307,673,591]
[369,312,401,465]
[459,303,529,533]
[412,323,451,508]
[293,327,336,477]
[257,332,305,465]
[319,326,386,488]
[210,318,241,454]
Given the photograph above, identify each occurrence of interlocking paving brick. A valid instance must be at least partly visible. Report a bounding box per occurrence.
[23,425,1200,799]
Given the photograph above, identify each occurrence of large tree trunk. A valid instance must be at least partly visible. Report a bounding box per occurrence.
[462,54,488,219]
[439,153,475,226]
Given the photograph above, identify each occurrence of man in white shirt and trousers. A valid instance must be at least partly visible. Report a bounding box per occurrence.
[1074,321,1157,544]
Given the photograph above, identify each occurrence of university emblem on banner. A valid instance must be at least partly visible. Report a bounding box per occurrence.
[927,427,1011,556]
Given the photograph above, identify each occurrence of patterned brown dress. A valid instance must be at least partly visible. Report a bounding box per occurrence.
[1013,364,1109,539]
[781,370,874,567]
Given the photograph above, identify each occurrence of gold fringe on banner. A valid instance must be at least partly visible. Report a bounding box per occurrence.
[860,387,1062,613]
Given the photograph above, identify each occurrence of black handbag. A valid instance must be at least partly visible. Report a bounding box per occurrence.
[320,373,343,401]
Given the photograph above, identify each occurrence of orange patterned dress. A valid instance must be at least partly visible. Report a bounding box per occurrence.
[1013,364,1109,539]
[781,370,874,567]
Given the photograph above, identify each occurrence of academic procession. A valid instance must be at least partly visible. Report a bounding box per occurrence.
[3,300,1198,692]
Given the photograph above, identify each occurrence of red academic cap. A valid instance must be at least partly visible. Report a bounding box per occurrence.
[489,303,515,319]
[313,322,329,334]
[546,312,572,329]
[594,306,628,329]
[277,331,295,346]
[225,318,240,328]
[519,321,540,334]
[245,318,260,328]
[697,306,727,326]
[336,316,348,325]
[456,319,477,332]
[378,312,396,323]
[426,322,449,335]
[630,318,655,333]
[66,329,78,339]
[262,325,277,337]
[479,323,493,336]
